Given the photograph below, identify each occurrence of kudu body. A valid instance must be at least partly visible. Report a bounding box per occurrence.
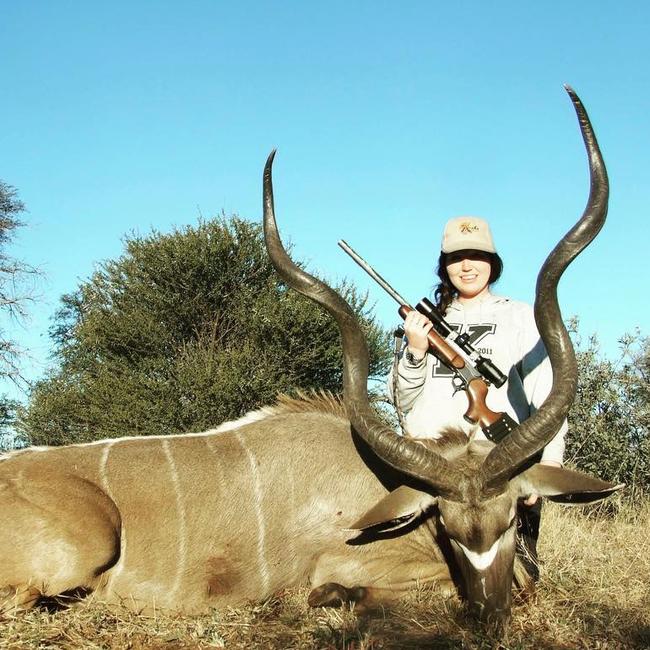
[0,87,621,623]
[1,398,451,613]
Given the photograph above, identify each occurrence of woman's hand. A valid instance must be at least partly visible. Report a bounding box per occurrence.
[404,310,433,359]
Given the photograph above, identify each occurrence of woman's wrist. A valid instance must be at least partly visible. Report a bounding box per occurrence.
[405,347,426,365]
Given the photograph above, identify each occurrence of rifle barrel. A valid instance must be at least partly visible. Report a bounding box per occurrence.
[338,240,412,308]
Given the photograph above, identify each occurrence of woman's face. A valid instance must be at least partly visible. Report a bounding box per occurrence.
[445,250,492,301]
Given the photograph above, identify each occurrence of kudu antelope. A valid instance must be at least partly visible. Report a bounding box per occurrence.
[0,87,621,624]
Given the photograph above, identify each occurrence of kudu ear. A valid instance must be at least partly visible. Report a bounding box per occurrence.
[517,464,624,505]
[347,485,438,532]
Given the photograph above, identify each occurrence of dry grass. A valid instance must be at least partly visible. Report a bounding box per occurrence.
[2,499,649,650]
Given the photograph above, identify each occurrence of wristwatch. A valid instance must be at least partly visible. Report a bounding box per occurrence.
[405,349,425,366]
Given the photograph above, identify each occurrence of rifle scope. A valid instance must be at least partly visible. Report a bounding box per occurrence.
[415,297,508,388]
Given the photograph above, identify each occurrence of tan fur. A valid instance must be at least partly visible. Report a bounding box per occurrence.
[0,400,452,615]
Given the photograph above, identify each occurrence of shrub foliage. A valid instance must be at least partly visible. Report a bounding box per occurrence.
[21,216,391,445]
[566,321,649,492]
[0,180,40,449]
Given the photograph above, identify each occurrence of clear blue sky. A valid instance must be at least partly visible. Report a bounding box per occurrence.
[1,2,648,402]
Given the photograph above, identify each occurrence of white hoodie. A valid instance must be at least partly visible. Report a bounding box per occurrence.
[387,294,566,464]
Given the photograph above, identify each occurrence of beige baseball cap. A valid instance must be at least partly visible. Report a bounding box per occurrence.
[441,216,496,254]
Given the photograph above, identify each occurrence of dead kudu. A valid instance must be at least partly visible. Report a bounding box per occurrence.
[0,87,621,626]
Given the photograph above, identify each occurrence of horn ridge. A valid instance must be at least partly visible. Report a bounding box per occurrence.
[262,151,463,498]
[480,87,609,490]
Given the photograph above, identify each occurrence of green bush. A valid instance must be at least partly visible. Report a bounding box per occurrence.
[21,216,391,445]
[566,320,649,494]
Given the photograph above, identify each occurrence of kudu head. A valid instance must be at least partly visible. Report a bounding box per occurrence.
[262,86,622,624]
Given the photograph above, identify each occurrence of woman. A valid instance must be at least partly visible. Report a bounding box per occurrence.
[388,215,566,580]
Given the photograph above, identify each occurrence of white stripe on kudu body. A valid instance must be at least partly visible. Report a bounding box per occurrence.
[99,441,114,496]
[235,431,271,594]
[162,439,188,597]
[98,441,127,591]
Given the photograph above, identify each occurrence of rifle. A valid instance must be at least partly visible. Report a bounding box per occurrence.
[338,240,518,443]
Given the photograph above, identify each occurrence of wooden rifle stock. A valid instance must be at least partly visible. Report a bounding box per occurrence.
[464,376,508,430]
